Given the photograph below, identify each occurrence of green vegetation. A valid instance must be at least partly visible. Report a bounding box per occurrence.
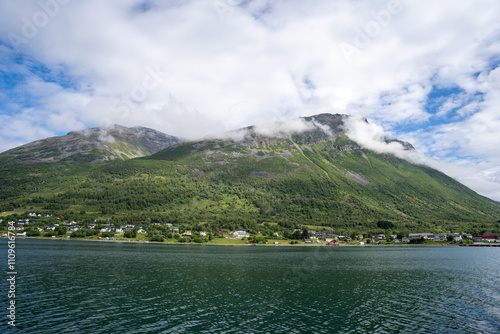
[0,117,499,235]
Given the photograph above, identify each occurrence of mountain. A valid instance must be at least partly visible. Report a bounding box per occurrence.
[0,114,499,233]
[0,125,180,165]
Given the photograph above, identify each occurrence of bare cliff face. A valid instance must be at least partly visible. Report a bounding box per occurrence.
[0,125,180,165]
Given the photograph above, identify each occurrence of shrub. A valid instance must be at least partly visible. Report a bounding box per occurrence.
[150,235,164,242]
[26,230,41,237]
[101,232,115,238]
[124,230,137,238]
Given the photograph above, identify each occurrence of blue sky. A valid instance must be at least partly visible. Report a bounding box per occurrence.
[1,0,500,200]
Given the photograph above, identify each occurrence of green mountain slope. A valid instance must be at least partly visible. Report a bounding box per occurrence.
[0,124,180,165]
[0,114,498,233]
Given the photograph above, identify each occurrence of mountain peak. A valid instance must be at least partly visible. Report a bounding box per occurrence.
[0,125,180,165]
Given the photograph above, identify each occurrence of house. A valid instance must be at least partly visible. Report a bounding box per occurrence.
[29,212,37,216]
[17,219,29,225]
[115,228,123,233]
[56,215,63,219]
[46,225,56,231]
[100,228,110,233]
[233,229,250,239]
[273,232,279,237]
[183,230,192,236]
[409,233,434,240]
[200,231,207,236]
[303,239,312,243]
[36,227,44,232]
[454,236,463,242]
[165,223,173,227]
[137,229,147,234]
[402,237,410,243]
[16,231,26,236]
[327,239,339,246]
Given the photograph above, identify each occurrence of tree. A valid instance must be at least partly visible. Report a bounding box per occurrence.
[302,228,309,239]
[124,229,137,238]
[55,226,67,236]
[377,220,394,230]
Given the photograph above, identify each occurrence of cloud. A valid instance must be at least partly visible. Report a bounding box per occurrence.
[343,116,427,165]
[1,0,500,199]
[253,118,316,137]
[345,114,500,202]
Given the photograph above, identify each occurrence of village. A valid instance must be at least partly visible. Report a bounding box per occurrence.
[2,212,499,246]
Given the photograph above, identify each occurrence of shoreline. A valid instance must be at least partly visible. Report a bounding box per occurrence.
[1,236,468,247]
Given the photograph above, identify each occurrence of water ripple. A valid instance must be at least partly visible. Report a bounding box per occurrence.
[1,240,499,333]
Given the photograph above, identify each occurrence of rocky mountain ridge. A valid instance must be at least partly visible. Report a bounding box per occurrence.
[0,124,180,165]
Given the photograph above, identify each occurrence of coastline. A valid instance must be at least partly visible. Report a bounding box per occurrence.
[1,236,466,247]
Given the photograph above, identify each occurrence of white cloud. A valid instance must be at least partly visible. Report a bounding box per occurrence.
[343,116,427,165]
[1,0,500,199]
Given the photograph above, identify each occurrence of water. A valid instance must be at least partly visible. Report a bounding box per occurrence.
[1,239,499,333]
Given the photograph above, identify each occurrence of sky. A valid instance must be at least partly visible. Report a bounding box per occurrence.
[0,0,500,201]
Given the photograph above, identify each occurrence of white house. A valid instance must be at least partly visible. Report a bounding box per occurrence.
[233,229,250,239]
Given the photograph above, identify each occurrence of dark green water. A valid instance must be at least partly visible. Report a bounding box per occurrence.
[1,239,499,333]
